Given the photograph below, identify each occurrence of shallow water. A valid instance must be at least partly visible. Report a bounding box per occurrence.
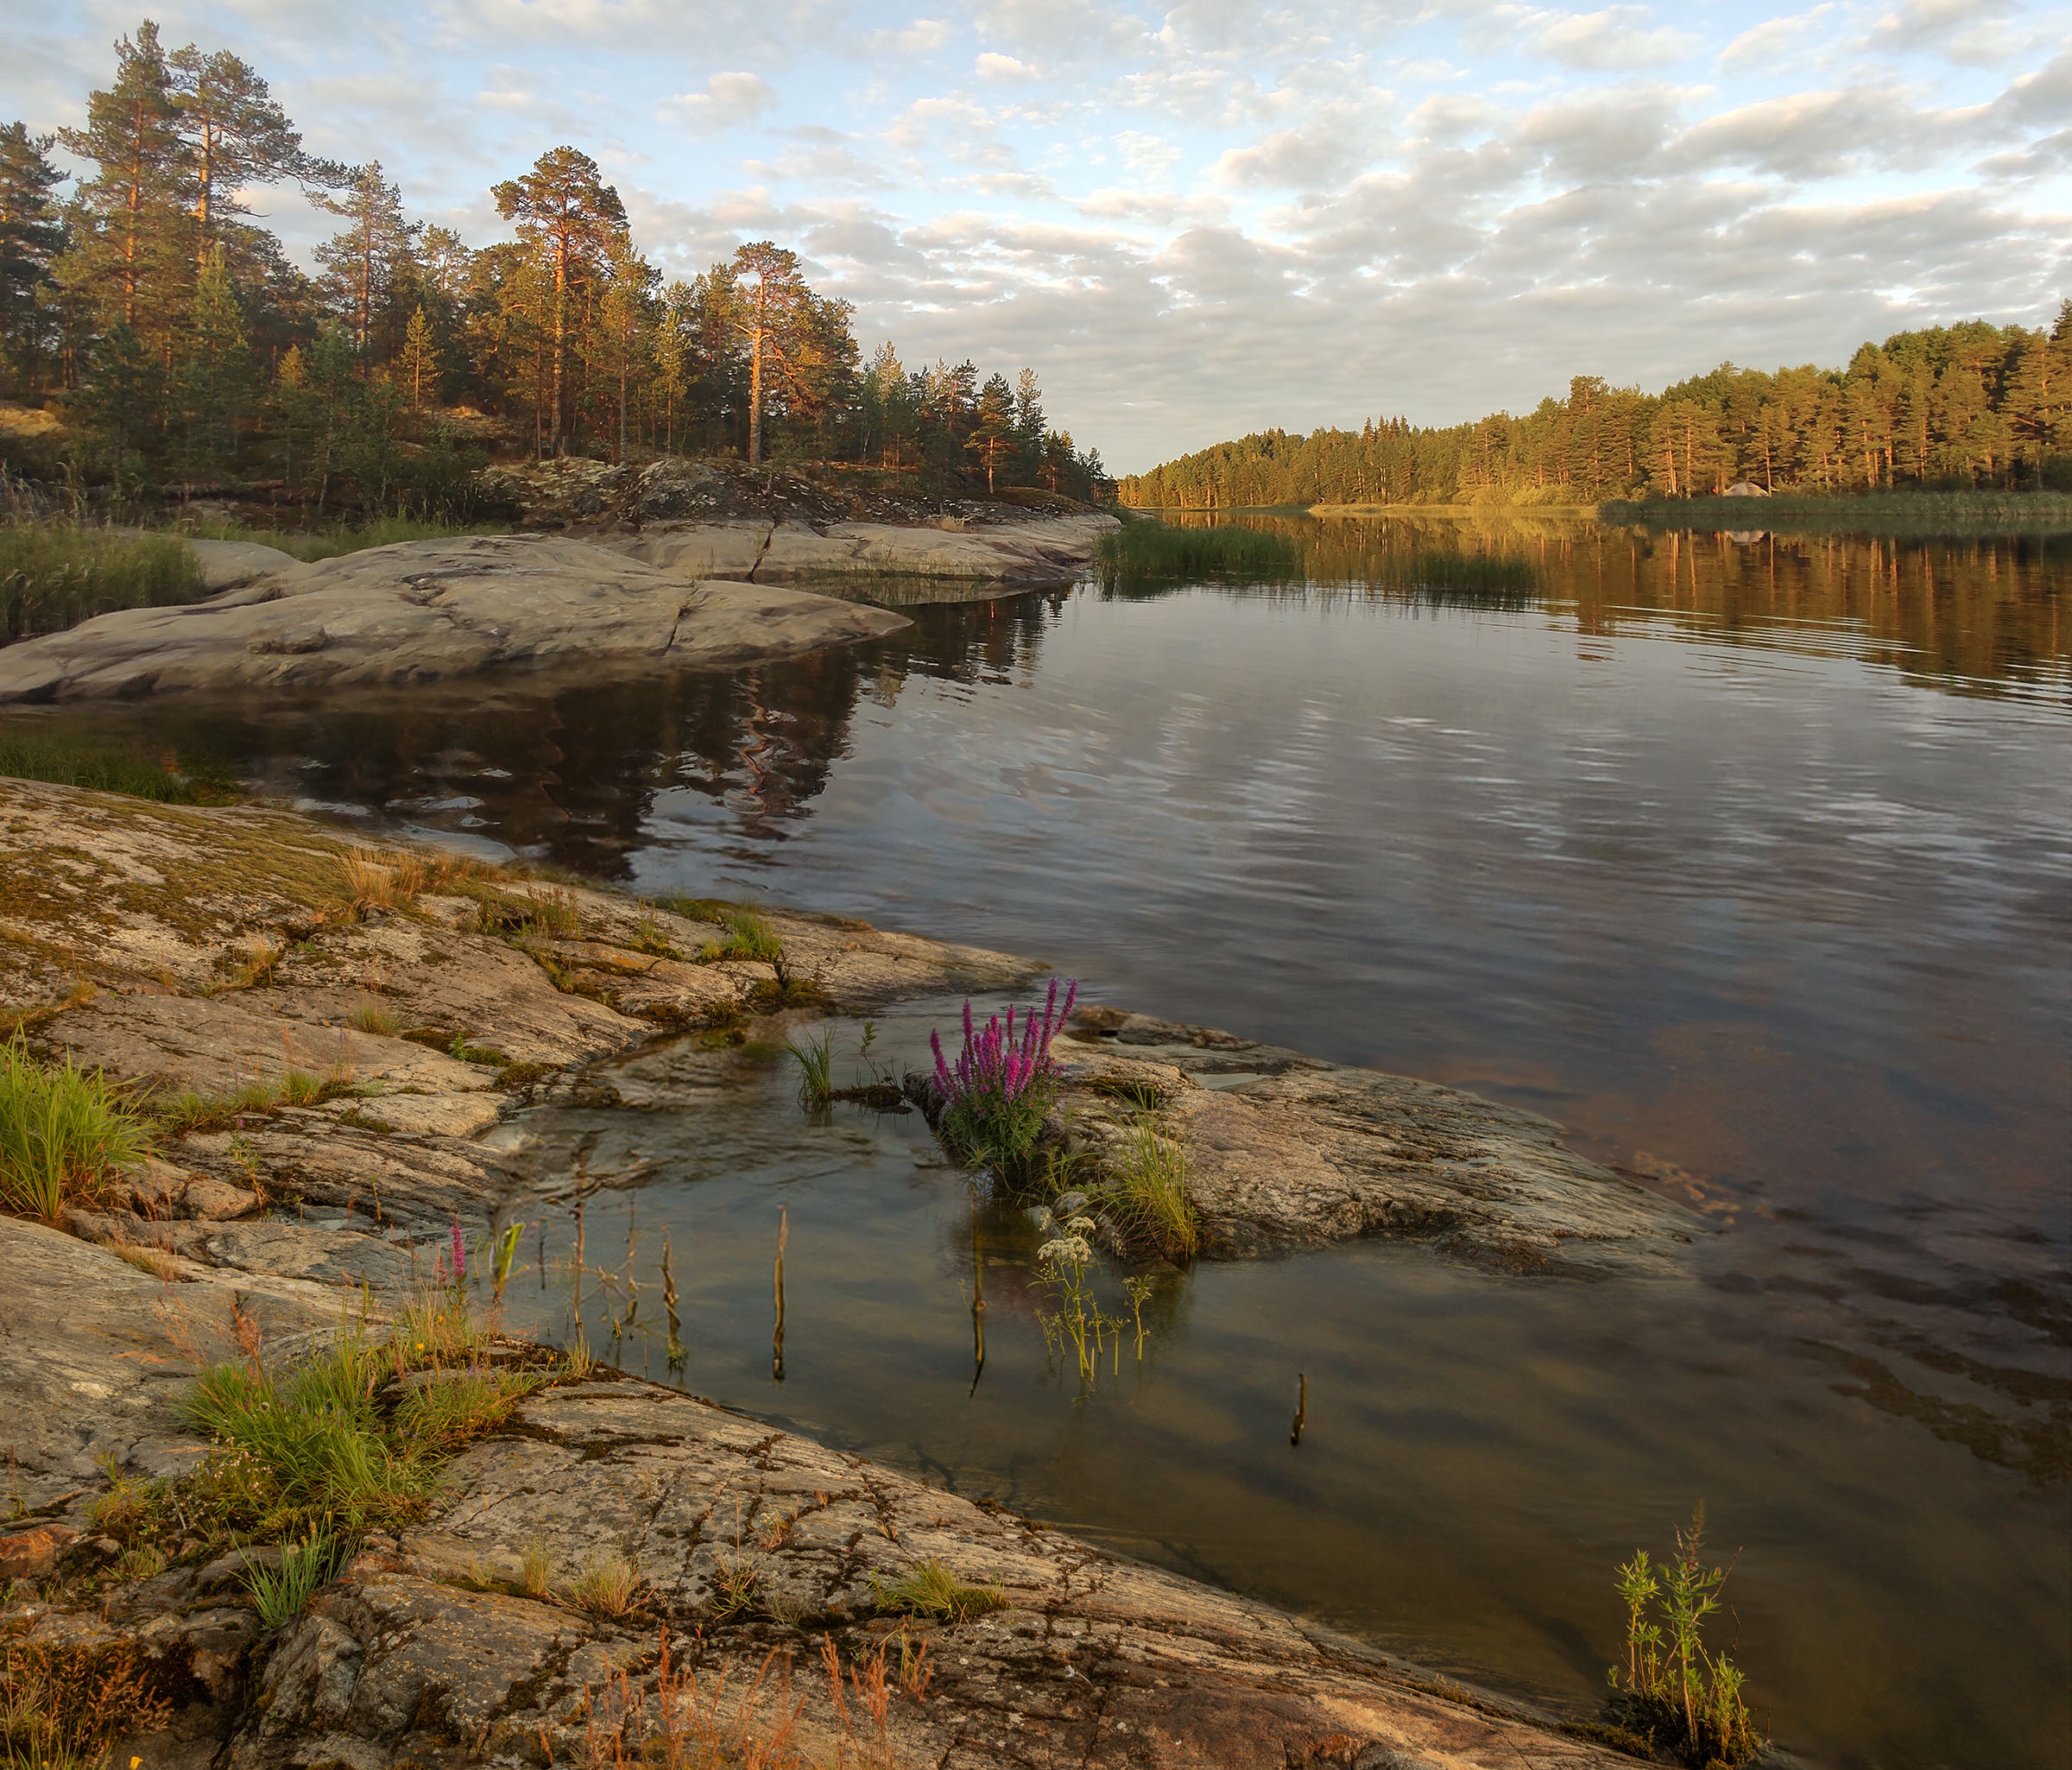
[37,518,2072,1767]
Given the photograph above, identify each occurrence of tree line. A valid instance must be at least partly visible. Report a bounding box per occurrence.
[0,22,1110,509]
[1121,308,2072,509]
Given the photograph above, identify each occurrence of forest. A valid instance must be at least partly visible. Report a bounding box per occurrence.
[1121,308,2072,510]
[0,23,1110,512]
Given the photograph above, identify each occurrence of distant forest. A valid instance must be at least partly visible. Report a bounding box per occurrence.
[1121,308,2072,509]
[0,22,1109,507]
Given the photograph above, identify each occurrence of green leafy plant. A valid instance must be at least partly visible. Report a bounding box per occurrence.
[0,1035,146,1219]
[1602,1505,1760,1767]
[873,1558,1008,1624]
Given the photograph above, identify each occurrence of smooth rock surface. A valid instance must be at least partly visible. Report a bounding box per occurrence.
[0,534,907,702]
[1050,1008,1702,1276]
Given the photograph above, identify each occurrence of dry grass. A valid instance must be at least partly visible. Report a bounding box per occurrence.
[104,1234,180,1281]
[0,1634,172,1767]
[350,995,401,1036]
[573,1550,643,1618]
[521,1537,553,1599]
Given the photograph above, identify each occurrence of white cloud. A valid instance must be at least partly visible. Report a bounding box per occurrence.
[975,52,1036,80]
[660,71,778,134]
[1523,7,1702,71]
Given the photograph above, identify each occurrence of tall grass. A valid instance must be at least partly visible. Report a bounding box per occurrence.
[178,514,513,562]
[1095,519,1300,579]
[0,1037,147,1219]
[0,521,207,642]
[0,728,237,802]
[785,1027,835,1109]
[699,908,784,964]
[1601,489,2072,537]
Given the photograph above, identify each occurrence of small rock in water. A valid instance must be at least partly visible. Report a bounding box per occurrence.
[1052,1191,1090,1217]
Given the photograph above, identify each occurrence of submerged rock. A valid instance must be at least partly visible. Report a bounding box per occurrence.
[0,534,907,702]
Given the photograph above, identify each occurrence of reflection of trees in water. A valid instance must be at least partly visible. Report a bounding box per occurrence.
[1192,514,2069,700]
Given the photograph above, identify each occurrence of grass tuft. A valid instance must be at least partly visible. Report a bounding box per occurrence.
[350,995,401,1037]
[0,1035,147,1219]
[698,909,784,964]
[572,1551,641,1617]
[244,1533,341,1628]
[1102,1110,1199,1260]
[785,1027,834,1109]
[873,1558,1008,1624]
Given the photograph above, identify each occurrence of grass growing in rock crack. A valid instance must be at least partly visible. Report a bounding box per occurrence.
[86,1288,562,1586]
[872,1558,1008,1623]
[245,1533,343,1628]
[0,1635,171,1769]
[148,1067,360,1135]
[0,1035,146,1219]
[350,995,402,1036]
[1601,1504,1760,1767]
[698,908,784,964]
[572,1550,642,1617]
[1102,1110,1200,1260]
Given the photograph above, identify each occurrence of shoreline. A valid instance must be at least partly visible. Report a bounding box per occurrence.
[0,777,1684,1768]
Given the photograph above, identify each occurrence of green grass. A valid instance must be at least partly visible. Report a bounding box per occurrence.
[699,909,785,964]
[173,514,513,562]
[0,521,207,642]
[244,1533,342,1628]
[89,1291,560,1580]
[0,728,242,804]
[1101,1111,1199,1260]
[1601,488,2072,536]
[1094,519,1300,579]
[872,1558,1009,1623]
[0,1036,147,1219]
[785,1027,835,1109]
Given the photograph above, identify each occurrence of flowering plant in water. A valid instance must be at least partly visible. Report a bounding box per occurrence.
[928,977,1077,1180]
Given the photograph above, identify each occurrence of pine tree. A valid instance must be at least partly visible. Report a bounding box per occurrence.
[314,162,416,359]
[0,124,63,396]
[727,241,812,466]
[399,305,434,412]
[169,242,253,477]
[54,22,192,347]
[168,44,343,269]
[966,371,1015,492]
[492,147,626,457]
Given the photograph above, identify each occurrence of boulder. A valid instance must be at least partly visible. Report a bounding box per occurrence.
[0,534,907,703]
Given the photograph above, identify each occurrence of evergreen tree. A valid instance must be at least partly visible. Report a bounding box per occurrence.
[168,43,344,269]
[168,241,252,477]
[314,162,416,358]
[0,124,63,395]
[491,147,626,457]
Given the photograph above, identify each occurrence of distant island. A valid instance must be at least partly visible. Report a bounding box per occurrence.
[1121,307,2071,512]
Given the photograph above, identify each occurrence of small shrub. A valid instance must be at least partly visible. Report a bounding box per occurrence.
[928,978,1077,1184]
[698,909,783,964]
[785,1027,834,1109]
[1602,1505,1760,1767]
[1104,1110,1199,1260]
[873,1558,1008,1624]
[245,1533,340,1628]
[0,1035,147,1218]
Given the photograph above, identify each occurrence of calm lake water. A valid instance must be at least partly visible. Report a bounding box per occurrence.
[42,516,2072,1767]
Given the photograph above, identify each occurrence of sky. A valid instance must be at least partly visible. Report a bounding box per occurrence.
[8,1,2070,472]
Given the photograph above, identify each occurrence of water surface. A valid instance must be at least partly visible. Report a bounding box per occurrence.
[36,517,2070,1767]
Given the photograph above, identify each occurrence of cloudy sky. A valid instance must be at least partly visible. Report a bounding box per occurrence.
[9,1,2070,471]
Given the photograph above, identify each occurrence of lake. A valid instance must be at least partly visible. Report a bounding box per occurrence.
[54,515,2072,1768]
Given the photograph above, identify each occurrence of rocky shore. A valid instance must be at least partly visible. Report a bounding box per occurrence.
[0,778,1677,1767]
